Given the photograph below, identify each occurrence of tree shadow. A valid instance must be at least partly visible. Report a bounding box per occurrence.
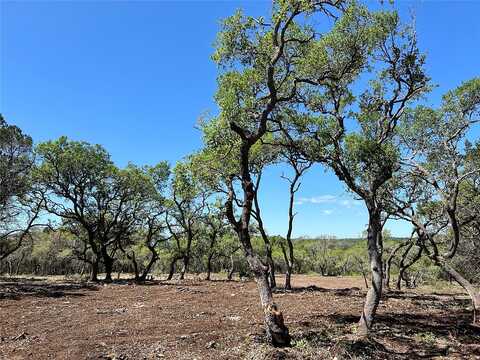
[292,307,480,359]
[0,279,98,300]
[274,285,362,296]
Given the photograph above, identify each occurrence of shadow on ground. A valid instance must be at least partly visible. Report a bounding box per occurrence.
[0,278,98,300]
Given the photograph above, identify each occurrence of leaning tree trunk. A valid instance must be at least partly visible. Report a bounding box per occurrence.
[358,208,383,337]
[436,260,480,325]
[138,254,158,282]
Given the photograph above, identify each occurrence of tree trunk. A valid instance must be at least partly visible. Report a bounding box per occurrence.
[91,259,99,282]
[102,248,114,283]
[256,214,276,288]
[131,254,140,282]
[437,261,480,325]
[266,248,276,289]
[139,255,158,282]
[247,252,290,346]
[206,253,214,281]
[167,257,178,281]
[396,244,422,290]
[383,242,407,290]
[179,255,189,280]
[224,142,290,346]
[253,172,276,289]
[227,254,235,281]
[358,209,383,337]
[280,243,293,290]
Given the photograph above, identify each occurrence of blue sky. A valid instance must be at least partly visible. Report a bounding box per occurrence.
[1,0,479,238]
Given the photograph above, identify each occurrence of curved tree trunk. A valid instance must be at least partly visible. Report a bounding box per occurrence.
[138,254,158,282]
[396,244,422,291]
[436,260,480,324]
[225,167,290,346]
[253,173,276,289]
[383,242,408,290]
[358,208,383,337]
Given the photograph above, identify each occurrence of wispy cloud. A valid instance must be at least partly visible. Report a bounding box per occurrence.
[321,209,334,215]
[294,194,363,208]
[294,195,337,205]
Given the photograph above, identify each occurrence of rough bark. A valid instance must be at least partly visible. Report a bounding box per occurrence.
[358,208,383,337]
[246,250,290,346]
[253,173,276,289]
[225,156,290,346]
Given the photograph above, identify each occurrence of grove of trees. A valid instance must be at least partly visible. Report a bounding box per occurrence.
[1,0,479,348]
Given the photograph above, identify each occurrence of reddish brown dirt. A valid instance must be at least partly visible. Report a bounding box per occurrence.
[0,275,479,359]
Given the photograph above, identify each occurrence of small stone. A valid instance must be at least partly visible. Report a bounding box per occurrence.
[205,340,216,349]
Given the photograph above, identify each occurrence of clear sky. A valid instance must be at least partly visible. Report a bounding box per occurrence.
[1,0,479,238]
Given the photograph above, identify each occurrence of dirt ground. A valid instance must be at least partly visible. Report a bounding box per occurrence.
[0,274,479,360]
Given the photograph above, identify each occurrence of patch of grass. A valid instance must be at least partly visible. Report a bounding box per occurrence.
[414,331,437,345]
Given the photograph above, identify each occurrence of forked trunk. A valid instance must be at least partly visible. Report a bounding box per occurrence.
[358,209,383,337]
[225,143,290,346]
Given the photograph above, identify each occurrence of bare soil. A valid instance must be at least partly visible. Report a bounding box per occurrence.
[0,275,479,359]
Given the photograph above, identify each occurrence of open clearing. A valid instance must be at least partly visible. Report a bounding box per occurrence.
[1,275,479,360]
